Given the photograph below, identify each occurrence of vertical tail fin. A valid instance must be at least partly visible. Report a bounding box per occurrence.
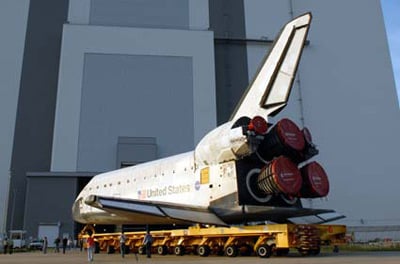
[231,13,312,120]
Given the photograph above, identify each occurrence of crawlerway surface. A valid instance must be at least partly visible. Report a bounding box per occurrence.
[1,250,400,264]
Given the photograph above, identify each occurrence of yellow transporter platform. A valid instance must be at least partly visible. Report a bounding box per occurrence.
[79,224,347,258]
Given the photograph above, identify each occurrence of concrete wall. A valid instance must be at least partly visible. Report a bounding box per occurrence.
[244,0,400,226]
[0,0,30,234]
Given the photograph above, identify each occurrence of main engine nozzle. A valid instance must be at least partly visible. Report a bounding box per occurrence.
[245,156,329,205]
[299,161,329,198]
[246,156,302,203]
[247,116,268,135]
[256,118,318,163]
[257,156,302,195]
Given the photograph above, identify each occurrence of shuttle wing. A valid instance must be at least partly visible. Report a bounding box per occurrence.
[211,205,343,225]
[85,195,343,226]
[231,13,312,120]
[84,195,228,226]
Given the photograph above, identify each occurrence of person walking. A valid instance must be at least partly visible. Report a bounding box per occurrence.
[67,236,73,250]
[54,237,60,253]
[62,237,68,254]
[143,231,153,258]
[8,239,13,254]
[3,238,8,254]
[119,231,126,258]
[79,238,84,252]
[86,234,95,262]
[42,237,48,254]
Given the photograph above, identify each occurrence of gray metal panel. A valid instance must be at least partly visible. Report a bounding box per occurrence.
[209,0,249,124]
[90,0,189,29]
[0,0,29,235]
[24,176,77,241]
[7,0,69,231]
[117,137,157,167]
[78,54,193,172]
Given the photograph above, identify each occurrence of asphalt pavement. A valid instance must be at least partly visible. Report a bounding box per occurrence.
[0,250,400,264]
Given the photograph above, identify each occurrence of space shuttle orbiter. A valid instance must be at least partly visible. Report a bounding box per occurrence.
[72,13,342,226]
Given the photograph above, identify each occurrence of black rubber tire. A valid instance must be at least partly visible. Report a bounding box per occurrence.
[157,245,168,255]
[174,245,185,256]
[225,245,238,257]
[197,245,210,257]
[257,245,272,258]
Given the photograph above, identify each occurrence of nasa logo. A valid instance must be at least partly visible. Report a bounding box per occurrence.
[195,181,200,191]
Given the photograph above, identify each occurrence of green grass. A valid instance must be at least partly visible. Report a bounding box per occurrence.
[339,243,400,252]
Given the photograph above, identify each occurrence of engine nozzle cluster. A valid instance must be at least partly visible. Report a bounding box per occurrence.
[245,117,329,203]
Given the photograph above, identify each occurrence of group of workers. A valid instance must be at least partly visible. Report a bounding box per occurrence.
[2,238,13,254]
[2,230,154,262]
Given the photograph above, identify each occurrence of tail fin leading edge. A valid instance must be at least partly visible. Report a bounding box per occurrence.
[231,13,312,121]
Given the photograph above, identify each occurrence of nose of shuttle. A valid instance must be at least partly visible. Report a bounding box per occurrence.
[72,197,86,223]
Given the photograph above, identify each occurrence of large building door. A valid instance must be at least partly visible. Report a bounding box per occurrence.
[38,224,59,247]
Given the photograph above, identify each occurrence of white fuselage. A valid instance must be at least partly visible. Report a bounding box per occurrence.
[73,149,239,224]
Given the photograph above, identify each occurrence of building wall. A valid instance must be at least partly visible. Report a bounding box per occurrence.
[209,0,250,124]
[0,0,30,234]
[6,0,69,232]
[244,0,400,226]
[116,137,158,167]
[89,0,189,29]
[68,0,209,30]
[76,53,194,171]
[51,13,216,172]
[24,175,78,241]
